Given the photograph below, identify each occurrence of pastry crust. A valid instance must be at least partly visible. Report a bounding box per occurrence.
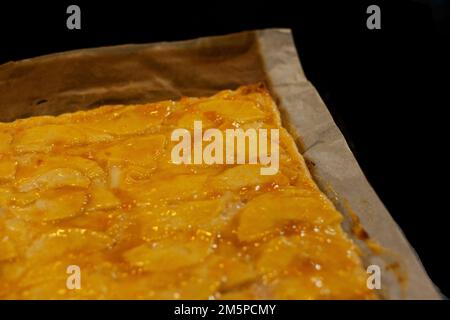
[0,84,374,299]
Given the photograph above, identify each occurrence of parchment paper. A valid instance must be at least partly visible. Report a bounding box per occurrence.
[0,28,441,299]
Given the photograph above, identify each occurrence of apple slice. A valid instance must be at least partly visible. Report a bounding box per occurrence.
[0,238,17,261]
[86,186,121,211]
[81,107,163,136]
[131,174,209,204]
[0,159,17,183]
[13,124,86,153]
[196,99,266,122]
[0,187,12,207]
[26,228,111,263]
[16,168,90,192]
[19,188,88,222]
[0,159,16,182]
[96,135,166,168]
[0,132,12,153]
[257,232,363,274]
[123,234,213,272]
[237,188,342,241]
[209,164,289,191]
[139,198,226,241]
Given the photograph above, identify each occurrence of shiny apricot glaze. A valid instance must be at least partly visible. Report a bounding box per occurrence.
[0,85,375,299]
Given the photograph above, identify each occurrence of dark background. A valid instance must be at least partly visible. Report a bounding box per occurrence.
[1,0,449,297]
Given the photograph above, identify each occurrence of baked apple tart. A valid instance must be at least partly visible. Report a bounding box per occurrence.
[0,85,374,299]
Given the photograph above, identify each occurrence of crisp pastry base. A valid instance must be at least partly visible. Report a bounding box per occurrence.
[0,85,374,299]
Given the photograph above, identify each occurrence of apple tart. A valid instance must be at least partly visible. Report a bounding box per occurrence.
[0,85,374,299]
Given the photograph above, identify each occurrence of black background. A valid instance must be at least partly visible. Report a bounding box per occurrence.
[1,0,449,297]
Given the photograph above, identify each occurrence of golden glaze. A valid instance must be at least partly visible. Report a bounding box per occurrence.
[0,85,374,299]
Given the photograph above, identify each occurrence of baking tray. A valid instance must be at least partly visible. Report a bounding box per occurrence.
[0,28,441,299]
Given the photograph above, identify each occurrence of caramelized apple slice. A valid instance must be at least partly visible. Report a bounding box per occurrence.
[65,156,106,180]
[14,261,76,298]
[257,236,308,274]
[2,218,35,256]
[155,272,221,300]
[109,269,221,299]
[123,234,213,272]
[122,165,159,181]
[177,112,216,130]
[256,233,372,299]
[196,99,266,122]
[237,188,342,241]
[11,191,40,207]
[264,231,370,299]
[16,257,117,299]
[139,198,227,240]
[0,261,27,292]
[96,135,166,168]
[13,125,85,153]
[20,188,88,222]
[26,228,111,262]
[15,155,105,183]
[273,275,372,299]
[204,243,259,291]
[0,187,12,207]
[257,232,363,274]
[0,159,16,182]
[158,140,224,176]
[131,174,209,204]
[82,108,162,136]
[0,238,17,261]
[86,186,121,211]
[60,210,120,232]
[16,168,90,192]
[209,164,289,191]
[14,124,115,153]
[271,276,322,299]
[0,132,12,153]
[147,284,219,300]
